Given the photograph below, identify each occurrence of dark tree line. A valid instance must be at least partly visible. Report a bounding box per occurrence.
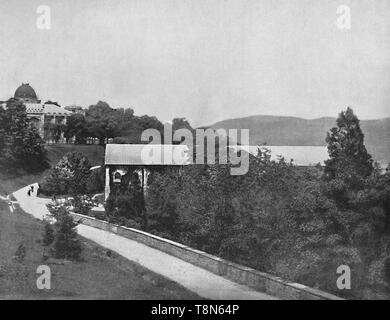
[63,101,165,145]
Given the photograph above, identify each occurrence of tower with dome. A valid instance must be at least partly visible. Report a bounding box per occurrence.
[11,83,73,142]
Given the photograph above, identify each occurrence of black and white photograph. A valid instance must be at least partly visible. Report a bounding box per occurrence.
[0,0,389,308]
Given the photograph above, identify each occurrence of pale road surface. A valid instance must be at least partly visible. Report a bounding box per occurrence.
[12,183,277,300]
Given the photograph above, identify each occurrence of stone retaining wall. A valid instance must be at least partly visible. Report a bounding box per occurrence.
[71,212,343,300]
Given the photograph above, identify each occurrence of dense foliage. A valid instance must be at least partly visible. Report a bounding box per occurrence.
[86,166,105,194]
[142,108,390,299]
[144,150,389,299]
[0,99,49,173]
[64,113,88,144]
[105,171,146,228]
[37,106,389,299]
[40,152,92,196]
[63,101,164,145]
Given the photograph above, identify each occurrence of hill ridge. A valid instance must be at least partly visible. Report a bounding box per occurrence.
[208,115,390,166]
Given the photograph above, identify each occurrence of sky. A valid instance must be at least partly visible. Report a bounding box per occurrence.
[0,0,389,126]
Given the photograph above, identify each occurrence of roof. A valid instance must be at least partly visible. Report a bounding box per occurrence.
[232,145,329,166]
[43,103,72,115]
[105,144,190,166]
[25,103,72,115]
[25,103,44,113]
[14,83,37,100]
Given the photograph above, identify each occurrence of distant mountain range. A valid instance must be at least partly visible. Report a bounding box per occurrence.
[209,115,390,166]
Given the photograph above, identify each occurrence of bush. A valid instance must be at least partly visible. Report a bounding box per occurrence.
[42,221,55,247]
[14,244,26,263]
[72,195,94,215]
[105,178,145,225]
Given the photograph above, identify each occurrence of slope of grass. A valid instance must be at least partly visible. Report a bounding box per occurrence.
[0,200,199,299]
[0,144,105,196]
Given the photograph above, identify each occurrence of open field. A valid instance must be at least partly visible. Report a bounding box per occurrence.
[0,200,200,299]
[0,144,105,196]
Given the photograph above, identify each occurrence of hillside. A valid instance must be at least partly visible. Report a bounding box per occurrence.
[210,115,390,166]
[0,144,105,195]
[0,200,198,299]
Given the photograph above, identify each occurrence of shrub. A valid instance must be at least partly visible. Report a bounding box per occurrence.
[42,221,55,247]
[72,195,94,215]
[14,243,26,263]
[105,179,145,225]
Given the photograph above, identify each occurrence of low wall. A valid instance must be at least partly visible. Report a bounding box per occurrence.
[71,212,343,300]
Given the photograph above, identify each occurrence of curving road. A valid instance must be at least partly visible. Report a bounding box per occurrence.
[12,183,277,300]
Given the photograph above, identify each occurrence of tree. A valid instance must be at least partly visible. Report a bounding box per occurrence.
[324,107,373,187]
[40,152,91,195]
[64,113,88,144]
[116,107,135,133]
[85,101,123,144]
[44,100,60,106]
[52,207,82,260]
[172,117,193,132]
[105,172,146,227]
[112,113,164,144]
[0,98,49,173]
[86,166,105,194]
[44,122,65,143]
[354,169,390,234]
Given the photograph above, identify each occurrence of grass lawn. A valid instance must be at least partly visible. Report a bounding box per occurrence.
[0,200,200,299]
[0,144,105,196]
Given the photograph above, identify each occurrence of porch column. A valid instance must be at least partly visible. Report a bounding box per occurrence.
[105,166,110,200]
[39,114,45,138]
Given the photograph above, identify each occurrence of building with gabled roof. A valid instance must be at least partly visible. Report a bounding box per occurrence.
[6,83,73,142]
[104,144,190,200]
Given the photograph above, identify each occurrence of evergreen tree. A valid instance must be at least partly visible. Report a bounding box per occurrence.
[40,152,91,195]
[53,207,82,260]
[324,107,373,187]
[0,99,48,172]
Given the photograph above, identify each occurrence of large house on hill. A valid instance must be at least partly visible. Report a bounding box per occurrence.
[3,83,74,142]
